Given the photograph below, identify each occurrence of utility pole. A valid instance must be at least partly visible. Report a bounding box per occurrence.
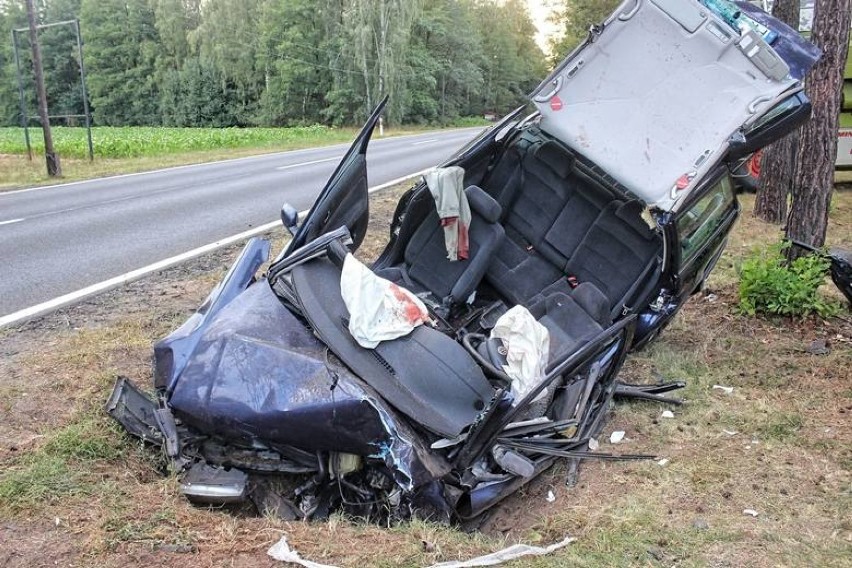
[25,0,61,177]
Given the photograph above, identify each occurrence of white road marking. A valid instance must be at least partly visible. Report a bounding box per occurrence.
[275,157,337,171]
[0,218,24,226]
[0,168,432,329]
[0,127,483,197]
[411,138,438,146]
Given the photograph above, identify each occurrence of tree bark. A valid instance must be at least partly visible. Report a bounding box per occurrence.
[753,0,801,224]
[785,0,851,261]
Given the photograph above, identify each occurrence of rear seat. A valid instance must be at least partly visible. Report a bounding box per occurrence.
[485,141,605,305]
[561,200,659,317]
[481,138,661,364]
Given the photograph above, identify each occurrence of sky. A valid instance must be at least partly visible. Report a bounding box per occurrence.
[525,0,562,54]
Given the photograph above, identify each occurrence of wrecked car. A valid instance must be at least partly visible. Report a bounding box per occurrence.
[109,0,819,524]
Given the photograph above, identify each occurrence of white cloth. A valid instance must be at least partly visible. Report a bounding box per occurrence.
[490,305,550,403]
[340,254,429,349]
[424,166,471,261]
[268,534,575,567]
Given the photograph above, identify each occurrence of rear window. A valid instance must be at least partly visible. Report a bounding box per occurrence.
[677,176,735,264]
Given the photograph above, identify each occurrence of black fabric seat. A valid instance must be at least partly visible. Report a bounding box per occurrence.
[484,141,588,305]
[375,185,504,306]
[475,283,611,377]
[562,200,659,317]
[528,284,612,367]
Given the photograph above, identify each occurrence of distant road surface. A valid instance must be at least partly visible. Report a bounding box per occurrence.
[0,127,483,319]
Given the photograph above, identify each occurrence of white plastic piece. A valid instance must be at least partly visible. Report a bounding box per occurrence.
[425,537,576,568]
[661,410,675,419]
[657,458,669,466]
[268,535,342,568]
[609,431,626,444]
[491,306,550,403]
[340,254,429,349]
[588,438,600,451]
[723,430,738,436]
[546,490,556,503]
[743,509,759,517]
[712,385,734,395]
[268,535,576,568]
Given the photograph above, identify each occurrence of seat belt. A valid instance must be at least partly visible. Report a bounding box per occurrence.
[611,257,660,321]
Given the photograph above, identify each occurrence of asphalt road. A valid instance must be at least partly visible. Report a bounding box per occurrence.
[0,127,483,318]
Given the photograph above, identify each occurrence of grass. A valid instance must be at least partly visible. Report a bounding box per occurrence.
[0,187,849,566]
[0,122,479,190]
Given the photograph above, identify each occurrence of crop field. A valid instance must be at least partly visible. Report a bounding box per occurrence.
[0,125,358,159]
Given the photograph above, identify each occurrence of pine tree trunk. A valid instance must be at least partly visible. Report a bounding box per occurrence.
[753,0,801,224]
[785,0,851,261]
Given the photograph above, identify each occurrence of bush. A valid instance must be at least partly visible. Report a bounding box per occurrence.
[738,243,840,318]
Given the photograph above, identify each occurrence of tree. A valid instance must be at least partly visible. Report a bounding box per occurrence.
[0,1,29,126]
[785,0,851,260]
[753,0,801,224]
[80,0,160,125]
[548,0,620,63]
[256,0,337,126]
[190,0,265,125]
[473,0,545,114]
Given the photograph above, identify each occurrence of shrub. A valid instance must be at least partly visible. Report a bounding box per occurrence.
[738,243,840,318]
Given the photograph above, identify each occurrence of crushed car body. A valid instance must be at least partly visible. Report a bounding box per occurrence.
[109,0,819,525]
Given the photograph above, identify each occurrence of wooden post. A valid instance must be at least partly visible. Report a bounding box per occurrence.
[25,0,61,177]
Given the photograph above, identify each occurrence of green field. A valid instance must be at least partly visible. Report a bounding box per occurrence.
[0,125,359,159]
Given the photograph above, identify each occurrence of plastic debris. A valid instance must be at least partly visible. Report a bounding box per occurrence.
[425,537,575,568]
[743,509,759,517]
[806,339,830,356]
[712,385,734,395]
[657,458,669,466]
[268,535,342,568]
[609,431,625,444]
[340,254,429,349]
[588,438,600,451]
[723,430,738,436]
[546,490,556,503]
[661,410,675,419]
[269,535,576,568]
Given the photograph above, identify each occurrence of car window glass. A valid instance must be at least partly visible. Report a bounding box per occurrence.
[747,93,803,133]
[678,176,735,263]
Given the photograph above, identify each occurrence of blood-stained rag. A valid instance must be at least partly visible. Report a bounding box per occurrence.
[424,166,471,261]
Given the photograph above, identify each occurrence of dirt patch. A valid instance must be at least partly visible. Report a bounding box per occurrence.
[1,189,850,567]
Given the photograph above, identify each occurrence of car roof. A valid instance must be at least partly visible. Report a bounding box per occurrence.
[530,0,811,211]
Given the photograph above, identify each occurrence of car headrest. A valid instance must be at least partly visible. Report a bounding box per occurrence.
[532,141,575,179]
[615,200,656,240]
[466,185,502,224]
